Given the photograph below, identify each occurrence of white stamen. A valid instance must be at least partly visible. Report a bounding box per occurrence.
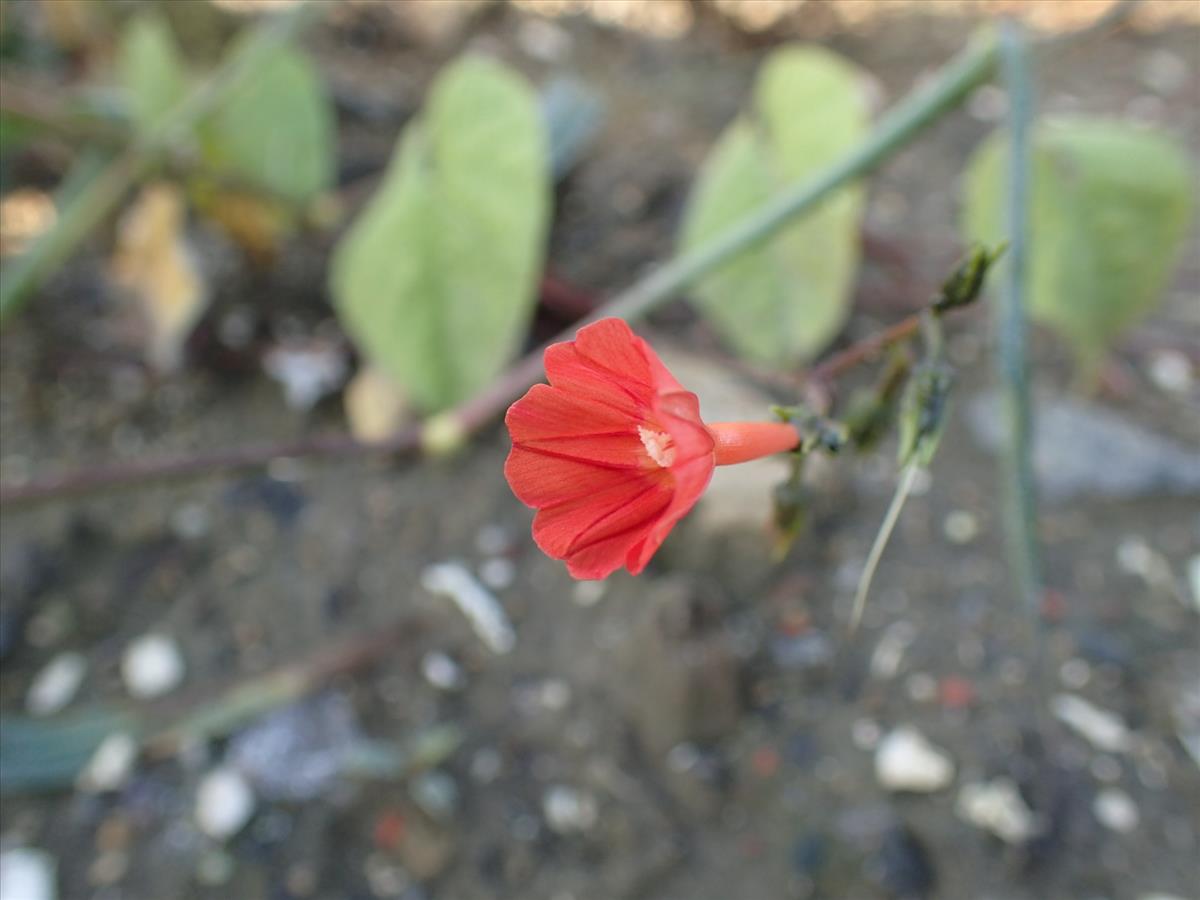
[638,426,675,468]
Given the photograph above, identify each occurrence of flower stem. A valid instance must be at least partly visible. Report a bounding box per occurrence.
[708,421,801,466]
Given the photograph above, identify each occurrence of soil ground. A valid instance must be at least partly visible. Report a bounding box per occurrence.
[2,4,1198,899]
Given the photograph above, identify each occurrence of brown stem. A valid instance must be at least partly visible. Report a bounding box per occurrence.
[808,311,925,385]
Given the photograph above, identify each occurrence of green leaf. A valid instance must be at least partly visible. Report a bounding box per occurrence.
[331,56,549,412]
[200,40,333,203]
[964,118,1194,371]
[117,12,189,134]
[679,46,869,366]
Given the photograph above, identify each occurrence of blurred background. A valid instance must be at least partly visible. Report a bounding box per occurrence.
[0,1,1198,898]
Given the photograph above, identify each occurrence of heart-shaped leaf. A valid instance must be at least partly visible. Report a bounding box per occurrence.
[200,40,333,204]
[117,12,189,134]
[331,56,549,412]
[964,118,1194,372]
[680,46,870,366]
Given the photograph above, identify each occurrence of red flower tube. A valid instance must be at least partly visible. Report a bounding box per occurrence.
[504,318,800,580]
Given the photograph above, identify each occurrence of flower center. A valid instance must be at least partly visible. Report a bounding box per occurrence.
[638,426,676,468]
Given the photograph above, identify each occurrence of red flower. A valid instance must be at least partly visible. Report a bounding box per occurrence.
[504,318,800,579]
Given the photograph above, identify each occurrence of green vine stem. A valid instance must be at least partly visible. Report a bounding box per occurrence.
[997,21,1043,617]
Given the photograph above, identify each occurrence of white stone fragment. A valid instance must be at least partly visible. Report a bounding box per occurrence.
[0,848,56,900]
[1147,349,1193,394]
[542,785,598,834]
[478,557,516,591]
[77,732,139,793]
[957,778,1039,844]
[1093,787,1139,834]
[262,342,347,412]
[942,510,979,545]
[870,621,917,680]
[875,727,954,792]
[421,651,465,691]
[122,633,185,699]
[196,767,256,840]
[1052,694,1133,753]
[26,652,86,717]
[422,562,515,654]
[572,580,607,607]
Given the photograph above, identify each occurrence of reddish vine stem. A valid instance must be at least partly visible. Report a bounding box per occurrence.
[0,304,959,506]
[807,309,927,385]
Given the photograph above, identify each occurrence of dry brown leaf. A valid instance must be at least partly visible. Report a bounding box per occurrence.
[111,182,207,372]
[194,189,290,268]
[0,189,56,257]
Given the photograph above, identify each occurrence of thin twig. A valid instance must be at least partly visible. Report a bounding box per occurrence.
[808,310,926,386]
[0,34,1003,507]
[849,462,921,632]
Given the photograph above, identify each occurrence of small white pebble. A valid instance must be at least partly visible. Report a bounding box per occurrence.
[666,742,700,773]
[122,634,185,699]
[469,747,502,784]
[572,580,607,607]
[422,562,515,655]
[957,778,1039,844]
[542,785,598,834]
[421,651,465,692]
[196,768,256,840]
[1059,658,1092,690]
[1052,694,1132,753]
[870,621,917,681]
[77,732,138,793]
[26,652,86,717]
[538,678,572,713]
[1093,787,1139,834]
[875,727,954,792]
[942,510,979,545]
[478,557,516,590]
[0,848,56,900]
[1147,350,1193,395]
[170,503,210,541]
[905,672,937,703]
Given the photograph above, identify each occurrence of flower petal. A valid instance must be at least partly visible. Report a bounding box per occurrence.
[530,471,667,558]
[504,446,634,509]
[506,383,636,440]
[626,453,713,574]
[543,341,650,415]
